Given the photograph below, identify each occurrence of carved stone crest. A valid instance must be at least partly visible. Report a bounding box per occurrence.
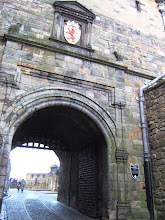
[52,1,95,49]
[64,20,81,44]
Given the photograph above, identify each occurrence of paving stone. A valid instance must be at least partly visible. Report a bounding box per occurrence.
[1,189,95,220]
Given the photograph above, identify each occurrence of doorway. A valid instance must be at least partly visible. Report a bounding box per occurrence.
[11,105,108,218]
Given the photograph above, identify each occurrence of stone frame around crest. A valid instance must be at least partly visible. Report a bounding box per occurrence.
[51,1,95,49]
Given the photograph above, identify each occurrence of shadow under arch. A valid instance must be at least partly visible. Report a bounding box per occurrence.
[3,87,117,218]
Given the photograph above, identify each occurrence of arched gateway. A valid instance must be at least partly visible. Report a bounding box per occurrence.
[1,87,117,219]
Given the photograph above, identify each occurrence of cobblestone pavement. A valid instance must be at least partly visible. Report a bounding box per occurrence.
[0,189,95,220]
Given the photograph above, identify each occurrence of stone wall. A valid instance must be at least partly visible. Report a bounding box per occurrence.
[0,0,164,38]
[0,0,165,219]
[26,172,59,191]
[0,1,165,77]
[144,82,165,220]
[26,173,51,190]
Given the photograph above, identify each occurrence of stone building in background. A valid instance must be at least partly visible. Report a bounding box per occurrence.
[49,164,59,192]
[0,0,165,219]
[26,173,51,190]
[26,164,59,191]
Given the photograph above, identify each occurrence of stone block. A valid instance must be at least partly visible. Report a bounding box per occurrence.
[1,154,9,166]
[74,58,83,65]
[155,198,162,205]
[65,56,75,63]
[21,62,37,69]
[6,41,22,50]
[116,201,131,220]
[41,63,54,73]
[16,50,34,61]
[151,140,159,149]
[156,205,164,211]
[0,166,7,176]
[160,171,165,179]
[21,75,32,86]
[55,59,66,68]
[91,68,104,77]
[156,152,163,160]
[2,55,18,64]
[79,66,91,75]
[33,54,44,63]
[66,62,78,71]
[1,62,17,71]
[53,66,63,75]
[0,177,5,187]
[159,137,165,147]
[55,53,65,60]
[125,86,133,92]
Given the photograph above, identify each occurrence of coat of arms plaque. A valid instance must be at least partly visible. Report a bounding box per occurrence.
[64,20,81,45]
[130,164,140,180]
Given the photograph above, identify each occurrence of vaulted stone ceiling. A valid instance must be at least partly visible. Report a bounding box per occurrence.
[12,106,104,152]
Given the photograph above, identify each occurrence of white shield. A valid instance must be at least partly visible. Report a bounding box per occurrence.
[130,164,140,180]
[64,20,81,45]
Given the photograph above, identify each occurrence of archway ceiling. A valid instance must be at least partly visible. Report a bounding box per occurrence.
[12,106,103,152]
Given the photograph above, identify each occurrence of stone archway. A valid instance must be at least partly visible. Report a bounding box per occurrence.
[1,87,117,218]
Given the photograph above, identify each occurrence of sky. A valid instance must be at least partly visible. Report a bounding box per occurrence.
[10,146,60,180]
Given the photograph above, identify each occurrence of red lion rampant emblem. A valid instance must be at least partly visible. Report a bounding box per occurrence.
[64,21,81,44]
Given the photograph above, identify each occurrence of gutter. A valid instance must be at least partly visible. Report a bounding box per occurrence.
[139,73,165,219]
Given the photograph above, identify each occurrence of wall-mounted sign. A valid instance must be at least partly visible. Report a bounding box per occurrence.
[64,20,81,45]
[130,164,140,180]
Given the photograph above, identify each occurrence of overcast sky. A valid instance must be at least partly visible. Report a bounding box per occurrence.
[10,147,60,180]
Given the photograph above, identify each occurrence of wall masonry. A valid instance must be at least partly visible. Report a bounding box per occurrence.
[0,0,164,219]
[145,82,165,220]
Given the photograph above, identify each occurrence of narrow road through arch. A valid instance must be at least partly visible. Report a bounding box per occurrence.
[2,189,95,220]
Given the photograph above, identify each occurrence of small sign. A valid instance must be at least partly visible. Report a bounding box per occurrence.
[64,20,81,45]
[130,164,140,180]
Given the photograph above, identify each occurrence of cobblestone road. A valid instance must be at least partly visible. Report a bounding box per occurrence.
[1,189,95,220]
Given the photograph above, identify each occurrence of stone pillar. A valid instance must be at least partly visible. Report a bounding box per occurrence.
[55,150,71,205]
[115,106,130,219]
[55,150,79,209]
[115,148,130,219]
[69,152,79,209]
[0,153,9,211]
[87,22,92,48]
[53,12,62,39]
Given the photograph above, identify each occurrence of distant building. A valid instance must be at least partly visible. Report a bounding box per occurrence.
[25,164,59,191]
[49,164,59,192]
